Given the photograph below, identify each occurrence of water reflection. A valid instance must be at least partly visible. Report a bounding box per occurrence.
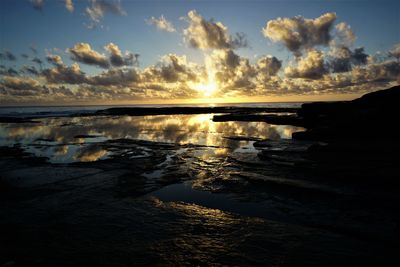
[0,114,304,162]
[74,145,108,162]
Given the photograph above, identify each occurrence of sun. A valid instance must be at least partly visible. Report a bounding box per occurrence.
[193,81,218,97]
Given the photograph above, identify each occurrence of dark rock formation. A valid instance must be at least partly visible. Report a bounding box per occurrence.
[293,85,400,143]
[213,113,305,127]
[0,117,39,123]
[96,106,298,116]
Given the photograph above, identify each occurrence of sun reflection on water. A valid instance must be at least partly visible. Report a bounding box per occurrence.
[0,114,304,163]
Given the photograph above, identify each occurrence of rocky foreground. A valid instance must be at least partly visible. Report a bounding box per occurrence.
[1,86,399,266]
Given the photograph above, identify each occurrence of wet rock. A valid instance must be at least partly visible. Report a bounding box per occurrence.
[96,106,298,116]
[0,117,39,123]
[73,134,102,139]
[213,113,305,126]
[223,136,263,141]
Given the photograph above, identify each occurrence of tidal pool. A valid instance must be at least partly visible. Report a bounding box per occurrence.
[0,114,304,163]
[1,114,397,266]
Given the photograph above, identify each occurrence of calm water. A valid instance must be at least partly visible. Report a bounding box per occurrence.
[0,102,302,117]
[0,114,304,163]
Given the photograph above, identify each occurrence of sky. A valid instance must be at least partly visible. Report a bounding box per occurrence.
[0,0,399,105]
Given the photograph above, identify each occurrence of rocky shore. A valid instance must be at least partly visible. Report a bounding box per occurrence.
[1,86,399,266]
[293,85,400,143]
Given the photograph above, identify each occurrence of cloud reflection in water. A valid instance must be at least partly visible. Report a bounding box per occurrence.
[0,114,304,163]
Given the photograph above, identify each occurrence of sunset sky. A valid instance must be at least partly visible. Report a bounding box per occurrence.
[0,0,399,105]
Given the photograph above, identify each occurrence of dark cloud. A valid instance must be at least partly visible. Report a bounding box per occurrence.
[352,59,400,84]
[104,43,137,67]
[351,47,368,65]
[1,76,40,91]
[0,67,19,76]
[209,50,255,92]
[0,51,17,61]
[329,46,368,73]
[42,63,88,84]
[68,43,110,68]
[88,68,140,86]
[46,54,64,66]
[144,54,200,83]
[285,50,328,79]
[217,49,240,69]
[184,10,248,50]
[388,44,400,60]
[263,12,337,57]
[230,32,248,49]
[32,57,43,65]
[21,65,39,75]
[21,53,30,59]
[256,56,282,77]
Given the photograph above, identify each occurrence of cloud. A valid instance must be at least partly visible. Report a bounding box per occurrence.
[68,42,110,68]
[0,51,17,61]
[85,0,127,29]
[104,43,138,67]
[1,76,40,91]
[88,68,140,86]
[143,54,202,83]
[42,54,201,87]
[388,43,400,60]
[263,12,337,56]
[32,57,43,65]
[285,49,328,79]
[352,59,400,84]
[184,10,248,50]
[30,0,44,11]
[21,65,39,75]
[2,18,399,105]
[335,22,356,47]
[146,15,176,32]
[46,54,64,66]
[203,50,248,95]
[32,57,44,70]
[36,52,203,101]
[212,49,240,70]
[256,56,282,78]
[42,63,88,84]
[0,75,74,102]
[328,46,368,73]
[64,0,74,12]
[0,67,19,76]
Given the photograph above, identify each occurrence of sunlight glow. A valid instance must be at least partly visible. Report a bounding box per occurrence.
[188,53,220,98]
[193,81,218,97]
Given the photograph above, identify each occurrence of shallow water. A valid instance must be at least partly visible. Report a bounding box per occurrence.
[0,114,303,163]
[1,113,398,266]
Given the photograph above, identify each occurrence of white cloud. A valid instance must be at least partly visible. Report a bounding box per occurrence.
[146,15,176,32]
